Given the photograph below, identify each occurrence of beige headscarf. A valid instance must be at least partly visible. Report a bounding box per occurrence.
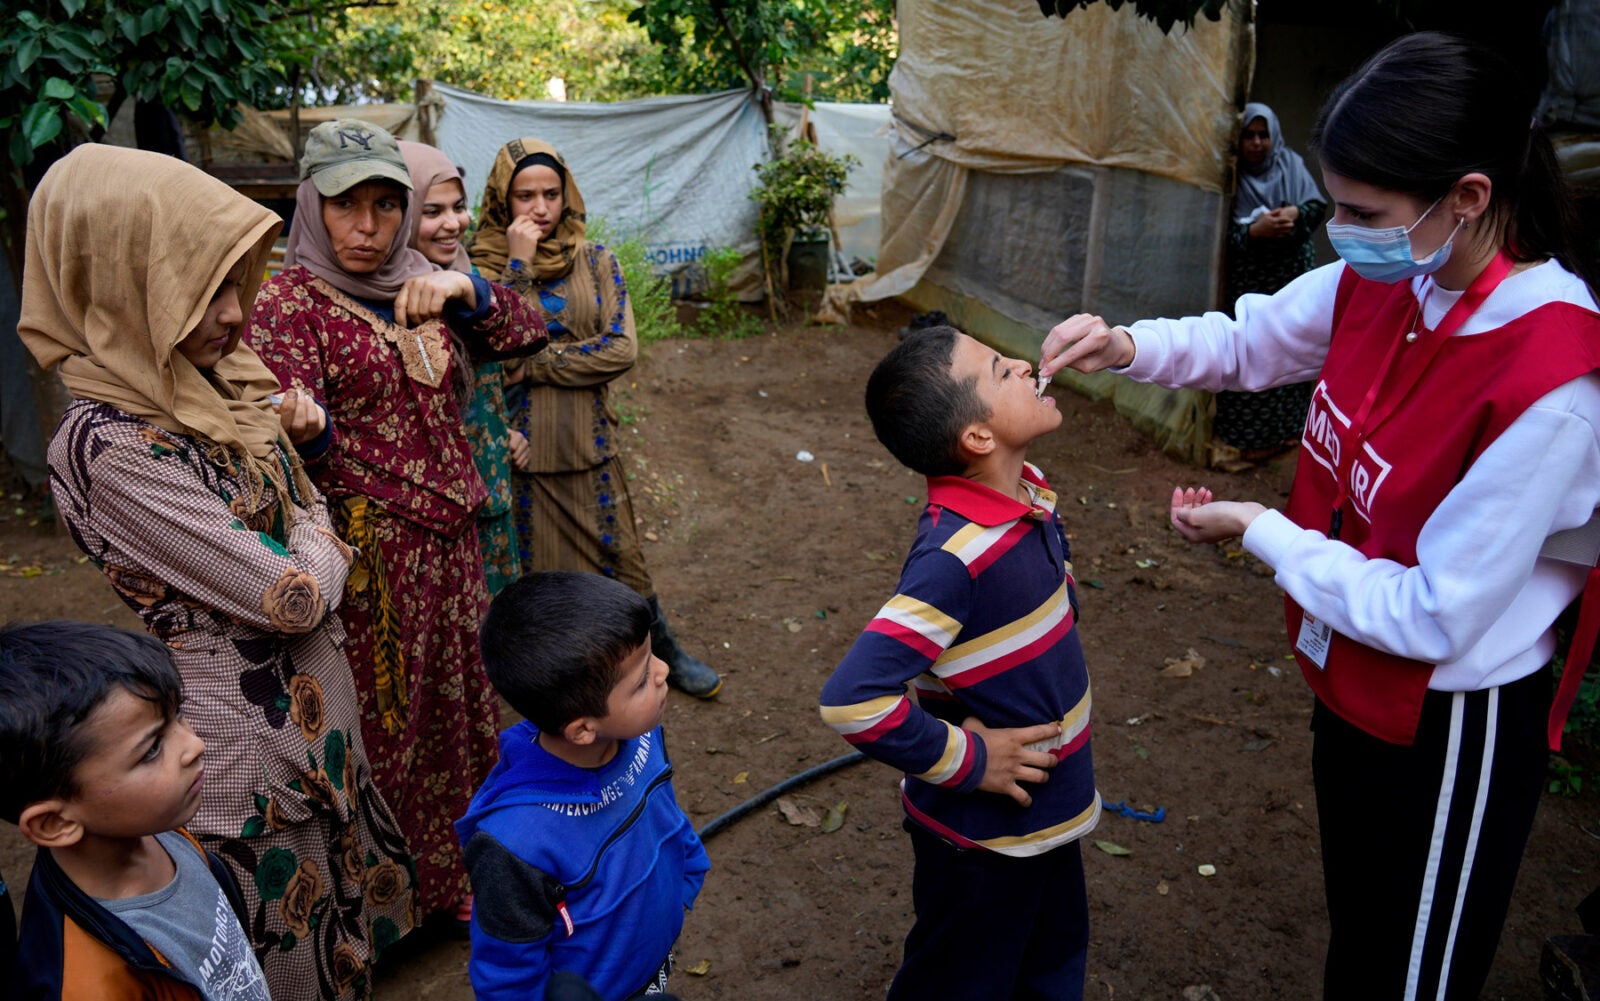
[399,140,471,274]
[468,137,588,280]
[19,143,313,512]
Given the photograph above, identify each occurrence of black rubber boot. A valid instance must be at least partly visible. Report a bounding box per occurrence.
[648,596,722,698]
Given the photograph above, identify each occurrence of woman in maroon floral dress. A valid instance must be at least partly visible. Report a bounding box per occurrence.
[19,143,415,1000]
[246,120,546,926]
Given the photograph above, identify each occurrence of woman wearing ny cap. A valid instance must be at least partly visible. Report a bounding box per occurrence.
[1041,34,1600,997]
[246,119,547,931]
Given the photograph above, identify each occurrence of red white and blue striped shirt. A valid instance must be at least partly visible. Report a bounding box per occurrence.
[820,463,1100,856]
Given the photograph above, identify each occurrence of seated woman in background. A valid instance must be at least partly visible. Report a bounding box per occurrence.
[1215,101,1328,463]
[247,119,547,931]
[399,139,541,597]
[18,143,415,1000]
[468,137,723,698]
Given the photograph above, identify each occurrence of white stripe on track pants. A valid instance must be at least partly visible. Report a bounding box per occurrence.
[1312,666,1550,1000]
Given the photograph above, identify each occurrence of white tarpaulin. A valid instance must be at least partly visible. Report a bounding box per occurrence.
[435,84,890,296]
[435,84,770,295]
[822,0,1254,464]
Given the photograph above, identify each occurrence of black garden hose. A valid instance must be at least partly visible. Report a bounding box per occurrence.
[696,750,868,842]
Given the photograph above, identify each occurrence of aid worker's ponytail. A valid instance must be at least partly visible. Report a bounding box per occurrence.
[1312,31,1598,296]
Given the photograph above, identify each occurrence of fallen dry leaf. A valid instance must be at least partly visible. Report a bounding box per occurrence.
[1160,647,1206,678]
[1093,840,1132,857]
[776,797,820,827]
[732,771,748,785]
[685,959,712,976]
[821,800,848,833]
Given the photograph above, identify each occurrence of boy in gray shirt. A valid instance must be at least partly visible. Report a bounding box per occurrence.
[1,621,266,1000]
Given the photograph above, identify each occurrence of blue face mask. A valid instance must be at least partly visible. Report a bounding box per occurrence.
[1326,196,1463,284]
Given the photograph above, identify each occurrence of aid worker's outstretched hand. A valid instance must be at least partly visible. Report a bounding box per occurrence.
[1039,313,1137,380]
[1169,486,1268,544]
[964,716,1061,808]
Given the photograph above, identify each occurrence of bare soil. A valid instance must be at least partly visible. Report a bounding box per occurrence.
[2,304,1596,999]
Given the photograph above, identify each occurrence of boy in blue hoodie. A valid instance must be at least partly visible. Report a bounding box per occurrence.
[458,570,710,1000]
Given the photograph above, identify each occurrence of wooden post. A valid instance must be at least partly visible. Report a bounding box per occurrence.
[288,64,303,164]
[415,79,437,146]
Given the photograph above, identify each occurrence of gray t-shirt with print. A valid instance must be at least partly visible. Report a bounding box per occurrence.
[98,831,268,1001]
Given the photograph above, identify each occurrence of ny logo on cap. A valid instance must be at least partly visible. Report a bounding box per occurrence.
[337,128,375,150]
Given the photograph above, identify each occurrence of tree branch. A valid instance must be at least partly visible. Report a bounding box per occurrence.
[707,0,764,92]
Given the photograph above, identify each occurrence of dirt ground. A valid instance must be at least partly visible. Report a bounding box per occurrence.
[3,304,1599,999]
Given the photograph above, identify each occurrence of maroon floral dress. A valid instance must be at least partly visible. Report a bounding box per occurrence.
[247,265,545,914]
[48,400,416,1001]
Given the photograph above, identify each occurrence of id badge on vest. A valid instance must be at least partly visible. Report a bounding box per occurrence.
[1296,611,1333,669]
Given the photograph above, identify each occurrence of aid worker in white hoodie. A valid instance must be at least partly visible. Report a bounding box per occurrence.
[1041,31,1600,1001]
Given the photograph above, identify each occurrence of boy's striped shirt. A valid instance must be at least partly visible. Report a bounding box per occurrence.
[820,464,1100,857]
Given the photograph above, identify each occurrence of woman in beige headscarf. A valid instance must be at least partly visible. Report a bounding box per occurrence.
[471,137,723,697]
[18,143,415,1000]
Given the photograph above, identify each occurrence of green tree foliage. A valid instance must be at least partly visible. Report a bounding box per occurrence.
[1,0,292,169]
[316,1,668,104]
[310,0,895,105]
[625,0,895,102]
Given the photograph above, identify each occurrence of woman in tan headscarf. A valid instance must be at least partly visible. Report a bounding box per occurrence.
[18,143,416,1000]
[470,137,723,697]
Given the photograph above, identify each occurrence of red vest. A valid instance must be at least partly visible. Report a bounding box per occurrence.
[1284,266,1600,745]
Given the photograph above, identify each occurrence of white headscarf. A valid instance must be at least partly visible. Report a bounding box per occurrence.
[1234,102,1324,220]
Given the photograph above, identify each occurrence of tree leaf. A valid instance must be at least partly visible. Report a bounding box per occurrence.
[20,101,62,149]
[775,797,819,827]
[49,28,99,62]
[139,6,170,37]
[821,800,847,833]
[15,36,41,72]
[1093,839,1132,856]
[66,94,106,128]
[40,76,74,100]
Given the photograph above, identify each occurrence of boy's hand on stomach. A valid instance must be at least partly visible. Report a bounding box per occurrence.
[964,716,1061,808]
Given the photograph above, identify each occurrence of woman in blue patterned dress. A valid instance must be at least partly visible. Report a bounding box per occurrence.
[467,137,722,697]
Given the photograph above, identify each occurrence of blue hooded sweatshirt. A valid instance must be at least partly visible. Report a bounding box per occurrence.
[455,722,709,1001]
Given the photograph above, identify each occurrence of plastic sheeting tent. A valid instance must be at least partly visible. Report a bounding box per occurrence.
[432,84,890,298]
[828,0,1255,464]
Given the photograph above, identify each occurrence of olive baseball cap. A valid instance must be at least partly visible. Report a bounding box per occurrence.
[300,119,413,196]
